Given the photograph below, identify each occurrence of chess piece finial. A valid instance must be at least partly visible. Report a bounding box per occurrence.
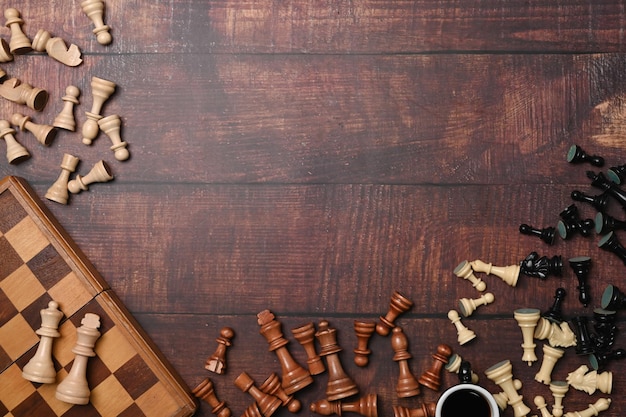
[0,78,48,111]
[607,163,626,184]
[418,344,452,391]
[484,360,530,417]
[316,319,359,401]
[444,353,479,384]
[31,29,82,66]
[600,284,626,310]
[376,290,413,336]
[22,300,63,383]
[352,320,376,367]
[257,310,313,395]
[470,259,520,287]
[11,113,56,146]
[55,313,101,405]
[310,394,378,417]
[535,344,565,385]
[291,322,325,375]
[204,326,234,375]
[549,381,569,417]
[259,373,301,413]
[98,114,130,161]
[0,38,13,62]
[514,308,541,365]
[392,403,436,417]
[192,378,231,417]
[563,398,611,417]
[568,256,592,307]
[571,190,610,212]
[458,292,494,317]
[54,85,80,131]
[4,8,31,54]
[0,119,29,164]
[534,395,553,417]
[82,76,116,145]
[519,223,556,245]
[598,231,626,265]
[67,160,114,194]
[566,144,605,167]
[595,212,626,235]
[447,309,476,345]
[557,204,594,239]
[80,0,112,45]
[453,260,486,291]
[572,316,594,356]
[234,372,282,417]
[45,153,80,205]
[567,364,612,395]
[390,326,420,398]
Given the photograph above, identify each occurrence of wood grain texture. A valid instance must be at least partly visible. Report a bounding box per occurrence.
[1,1,626,416]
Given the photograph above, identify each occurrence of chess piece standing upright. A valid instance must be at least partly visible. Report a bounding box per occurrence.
[46,153,79,205]
[4,8,31,54]
[54,86,80,131]
[0,119,29,164]
[56,313,101,405]
[447,309,476,345]
[376,291,413,336]
[390,326,420,398]
[22,301,63,383]
[316,319,359,401]
[82,76,116,145]
[81,0,112,45]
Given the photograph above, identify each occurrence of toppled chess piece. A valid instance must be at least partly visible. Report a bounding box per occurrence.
[566,365,612,395]
[557,204,594,239]
[310,394,378,417]
[316,319,359,400]
[569,256,592,307]
[68,160,114,194]
[550,381,569,417]
[234,372,282,417]
[0,78,48,111]
[571,190,610,212]
[81,0,112,45]
[192,378,231,417]
[376,290,413,336]
[292,322,325,374]
[519,223,556,245]
[520,251,562,280]
[534,317,577,348]
[514,308,540,365]
[566,144,604,167]
[82,76,116,145]
[46,153,79,205]
[563,398,611,417]
[11,113,56,146]
[0,119,29,164]
[32,29,82,66]
[453,260,487,291]
[470,259,520,287]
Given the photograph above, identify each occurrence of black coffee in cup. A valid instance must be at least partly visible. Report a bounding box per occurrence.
[440,388,492,417]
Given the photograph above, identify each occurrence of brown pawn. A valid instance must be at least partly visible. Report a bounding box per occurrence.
[192,378,231,417]
[260,373,301,413]
[418,344,452,391]
[353,320,376,367]
[54,86,80,131]
[310,394,378,417]
[234,372,282,417]
[11,113,56,146]
[392,403,436,417]
[243,403,264,417]
[315,320,359,401]
[0,78,48,111]
[45,154,79,205]
[4,8,31,54]
[376,291,413,336]
[390,326,420,398]
[0,119,29,164]
[291,322,325,375]
[257,310,313,395]
[204,327,234,374]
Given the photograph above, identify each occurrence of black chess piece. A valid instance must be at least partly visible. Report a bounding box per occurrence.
[557,204,594,239]
[458,360,473,384]
[572,316,595,355]
[566,145,605,167]
[595,212,626,235]
[592,308,618,353]
[519,224,556,245]
[589,348,626,371]
[568,256,592,307]
[587,171,626,210]
[571,190,610,212]
[520,252,562,280]
[600,284,626,310]
[598,231,626,266]
[607,163,626,185]
[543,288,566,323]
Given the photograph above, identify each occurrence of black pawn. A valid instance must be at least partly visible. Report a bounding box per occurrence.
[569,256,592,307]
[595,212,626,235]
[600,284,626,310]
[598,231,626,266]
[519,224,556,245]
[567,144,605,167]
[607,163,626,185]
[572,316,595,355]
[557,204,594,239]
[520,252,562,280]
[543,288,566,323]
[589,348,626,371]
[458,360,473,384]
[587,171,626,211]
[571,190,610,213]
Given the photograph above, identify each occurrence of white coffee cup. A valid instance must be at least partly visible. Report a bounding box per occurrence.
[435,383,500,417]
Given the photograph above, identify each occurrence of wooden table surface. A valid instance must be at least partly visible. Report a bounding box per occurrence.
[2,2,626,416]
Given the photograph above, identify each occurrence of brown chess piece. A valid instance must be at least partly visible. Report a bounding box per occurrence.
[392,403,436,417]
[376,291,413,336]
[259,373,301,413]
[315,319,359,401]
[193,378,231,417]
[291,322,325,375]
[390,326,420,398]
[204,327,234,374]
[310,394,378,417]
[418,344,452,391]
[234,372,282,417]
[257,310,313,395]
[353,320,376,367]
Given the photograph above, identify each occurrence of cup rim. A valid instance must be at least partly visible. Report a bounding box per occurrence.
[435,383,500,417]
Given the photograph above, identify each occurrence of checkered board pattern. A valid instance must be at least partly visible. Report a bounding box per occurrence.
[0,176,196,417]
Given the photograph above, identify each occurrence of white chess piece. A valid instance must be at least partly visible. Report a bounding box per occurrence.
[22,301,63,383]
[448,309,476,345]
[56,313,101,405]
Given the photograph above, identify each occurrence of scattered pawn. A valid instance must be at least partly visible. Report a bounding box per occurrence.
[534,396,554,417]
[519,223,556,245]
[392,403,436,417]
[587,170,626,210]
[54,86,80,131]
[514,308,541,366]
[458,292,494,317]
[376,290,413,336]
[82,76,116,145]
[0,78,48,111]
[600,284,626,310]
[81,0,112,45]
[390,326,420,398]
[291,322,325,375]
[557,204,594,239]
[259,373,301,413]
[453,260,486,291]
[470,259,520,287]
[98,114,130,161]
[31,29,82,66]
[535,344,565,385]
[45,153,79,205]
[563,398,610,417]
[542,288,566,324]
[192,378,231,417]
[11,113,56,146]
[447,309,476,345]
[595,211,626,235]
[445,353,478,384]
[204,327,234,374]
[4,8,31,54]
[607,163,626,184]
[589,348,626,371]
[310,394,378,417]
[0,119,29,164]
[234,372,282,417]
[549,381,569,417]
[598,231,626,266]
[569,256,592,307]
[571,190,610,212]
[418,344,452,391]
[352,320,375,367]
[566,144,604,167]
[22,301,63,383]
[68,160,113,194]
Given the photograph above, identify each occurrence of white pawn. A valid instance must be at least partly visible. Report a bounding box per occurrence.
[535,344,565,384]
[22,301,63,383]
[470,259,521,287]
[448,309,476,345]
[98,114,129,161]
[445,353,479,383]
[534,396,554,417]
[453,260,486,291]
[45,154,79,205]
[81,0,112,45]
[4,8,31,54]
[0,119,29,164]
[68,160,114,194]
[54,86,80,131]
[458,292,494,317]
[493,379,523,411]
[563,398,610,417]
[56,313,101,405]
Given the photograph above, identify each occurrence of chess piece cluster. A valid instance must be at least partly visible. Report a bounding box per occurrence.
[21,300,103,405]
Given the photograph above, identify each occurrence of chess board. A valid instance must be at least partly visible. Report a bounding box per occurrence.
[0,176,197,417]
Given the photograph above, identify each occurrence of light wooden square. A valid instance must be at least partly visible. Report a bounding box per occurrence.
[0,314,39,360]
[48,272,93,318]
[91,374,135,416]
[0,264,46,311]
[0,364,36,410]
[3,217,49,263]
